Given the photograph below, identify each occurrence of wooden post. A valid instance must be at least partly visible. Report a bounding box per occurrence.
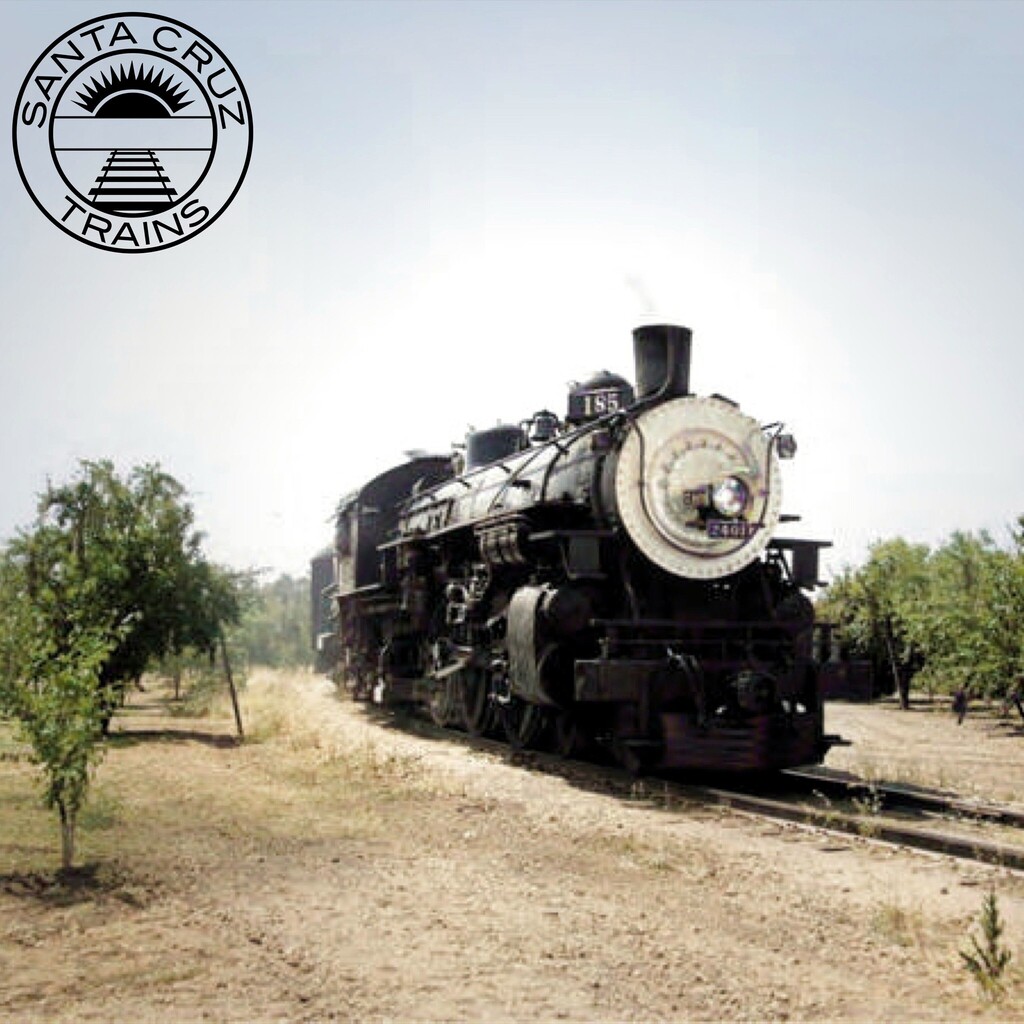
[219,633,244,741]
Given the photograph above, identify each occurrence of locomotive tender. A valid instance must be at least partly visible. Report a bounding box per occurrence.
[315,324,834,771]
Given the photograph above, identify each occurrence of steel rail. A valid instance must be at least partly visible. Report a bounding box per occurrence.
[695,784,1024,872]
[782,766,1024,828]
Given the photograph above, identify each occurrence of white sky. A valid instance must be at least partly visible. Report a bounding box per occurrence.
[3,0,1024,579]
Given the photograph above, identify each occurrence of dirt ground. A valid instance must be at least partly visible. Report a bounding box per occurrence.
[824,696,1024,807]
[2,672,1023,1023]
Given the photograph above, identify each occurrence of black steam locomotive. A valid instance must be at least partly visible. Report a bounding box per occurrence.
[312,324,834,771]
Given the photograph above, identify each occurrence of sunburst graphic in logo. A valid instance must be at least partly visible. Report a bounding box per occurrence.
[74,63,193,118]
[50,55,215,218]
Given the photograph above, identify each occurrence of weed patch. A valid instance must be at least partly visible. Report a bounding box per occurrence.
[873,897,924,948]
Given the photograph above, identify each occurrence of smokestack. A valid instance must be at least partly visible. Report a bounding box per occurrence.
[632,324,692,402]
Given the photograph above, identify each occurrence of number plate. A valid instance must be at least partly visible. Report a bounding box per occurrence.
[707,520,760,540]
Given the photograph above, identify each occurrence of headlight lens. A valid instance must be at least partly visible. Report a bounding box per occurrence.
[711,476,749,518]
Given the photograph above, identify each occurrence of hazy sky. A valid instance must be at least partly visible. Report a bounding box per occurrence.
[4,0,1024,579]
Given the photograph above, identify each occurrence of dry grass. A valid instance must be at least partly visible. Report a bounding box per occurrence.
[0,719,31,762]
[872,896,927,948]
[241,668,439,792]
[0,758,60,873]
[844,755,957,794]
[0,669,444,878]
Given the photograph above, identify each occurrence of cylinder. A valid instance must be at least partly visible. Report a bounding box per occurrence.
[633,324,692,402]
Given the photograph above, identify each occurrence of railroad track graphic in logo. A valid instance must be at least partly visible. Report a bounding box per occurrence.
[89,149,177,216]
[13,13,252,252]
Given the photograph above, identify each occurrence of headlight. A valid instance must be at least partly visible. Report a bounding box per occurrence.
[711,476,749,518]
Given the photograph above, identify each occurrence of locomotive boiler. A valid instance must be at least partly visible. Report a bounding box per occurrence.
[316,324,834,771]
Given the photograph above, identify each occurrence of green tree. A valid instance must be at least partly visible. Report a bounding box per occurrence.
[234,574,311,668]
[0,460,247,867]
[913,530,1024,700]
[6,460,245,729]
[821,523,1024,707]
[0,553,114,869]
[820,538,929,708]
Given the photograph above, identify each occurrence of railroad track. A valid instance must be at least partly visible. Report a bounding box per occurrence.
[695,773,1024,872]
[373,704,1024,872]
[783,766,1024,828]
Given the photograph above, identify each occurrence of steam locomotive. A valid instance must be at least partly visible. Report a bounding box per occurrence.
[312,324,834,771]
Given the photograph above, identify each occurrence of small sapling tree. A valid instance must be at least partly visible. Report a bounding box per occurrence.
[0,558,115,868]
[0,460,245,868]
[961,889,1014,1000]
